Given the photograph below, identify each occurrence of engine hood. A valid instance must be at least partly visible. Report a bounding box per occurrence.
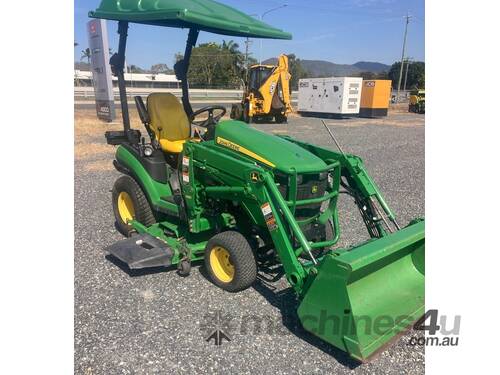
[214,120,326,173]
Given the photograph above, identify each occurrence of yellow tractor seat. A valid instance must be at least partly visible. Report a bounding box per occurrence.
[147,93,191,153]
[158,139,186,153]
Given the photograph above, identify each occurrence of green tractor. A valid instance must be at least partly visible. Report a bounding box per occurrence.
[90,0,425,362]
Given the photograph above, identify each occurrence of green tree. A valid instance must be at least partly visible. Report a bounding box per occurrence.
[287,54,308,91]
[80,47,91,64]
[221,39,240,55]
[388,61,425,89]
[129,64,145,73]
[357,71,389,80]
[221,39,245,82]
[177,41,246,88]
[358,71,376,80]
[150,63,172,74]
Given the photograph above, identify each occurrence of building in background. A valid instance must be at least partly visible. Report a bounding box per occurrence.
[74,70,181,89]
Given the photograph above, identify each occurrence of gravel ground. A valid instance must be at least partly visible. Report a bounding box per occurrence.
[75,110,425,374]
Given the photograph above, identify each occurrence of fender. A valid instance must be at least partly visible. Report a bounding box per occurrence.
[115,145,179,216]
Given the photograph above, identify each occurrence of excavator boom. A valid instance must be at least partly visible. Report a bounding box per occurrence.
[231,54,293,123]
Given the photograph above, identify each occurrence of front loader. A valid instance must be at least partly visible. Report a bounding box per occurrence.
[230,54,293,123]
[89,0,425,362]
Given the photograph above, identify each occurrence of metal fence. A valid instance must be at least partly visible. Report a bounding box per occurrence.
[74,87,299,101]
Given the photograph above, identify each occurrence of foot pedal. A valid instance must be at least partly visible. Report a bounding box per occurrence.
[105,233,174,269]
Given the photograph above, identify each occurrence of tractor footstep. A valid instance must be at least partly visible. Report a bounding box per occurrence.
[105,233,173,269]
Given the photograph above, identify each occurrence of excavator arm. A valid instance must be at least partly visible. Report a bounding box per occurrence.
[231,54,293,122]
[257,54,293,115]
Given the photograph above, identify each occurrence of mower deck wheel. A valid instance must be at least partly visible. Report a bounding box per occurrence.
[204,231,257,292]
[112,175,156,236]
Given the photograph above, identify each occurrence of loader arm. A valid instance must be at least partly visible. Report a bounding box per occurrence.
[270,136,425,361]
[201,133,425,361]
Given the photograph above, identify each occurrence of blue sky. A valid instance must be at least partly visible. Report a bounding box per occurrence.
[74,0,424,69]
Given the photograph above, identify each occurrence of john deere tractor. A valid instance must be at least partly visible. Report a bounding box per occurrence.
[89,0,425,362]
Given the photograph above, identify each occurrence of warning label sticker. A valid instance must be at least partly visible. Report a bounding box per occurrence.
[261,203,277,231]
[182,156,190,183]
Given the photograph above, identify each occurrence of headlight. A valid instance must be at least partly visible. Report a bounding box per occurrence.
[144,145,154,157]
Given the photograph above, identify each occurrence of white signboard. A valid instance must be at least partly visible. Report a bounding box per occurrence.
[87,19,115,122]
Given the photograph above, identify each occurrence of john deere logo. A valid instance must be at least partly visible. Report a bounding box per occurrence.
[311,185,318,194]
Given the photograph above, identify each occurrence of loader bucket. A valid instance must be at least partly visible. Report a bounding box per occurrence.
[297,220,424,361]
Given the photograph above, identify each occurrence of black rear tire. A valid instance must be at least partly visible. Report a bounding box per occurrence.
[243,103,251,123]
[275,114,287,124]
[112,175,156,236]
[230,103,242,120]
[204,231,257,292]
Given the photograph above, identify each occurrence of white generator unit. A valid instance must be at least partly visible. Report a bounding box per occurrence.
[298,77,363,117]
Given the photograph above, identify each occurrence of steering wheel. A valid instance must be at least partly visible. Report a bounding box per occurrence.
[190,105,226,128]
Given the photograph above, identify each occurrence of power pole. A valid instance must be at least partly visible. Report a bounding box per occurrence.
[244,37,253,85]
[397,13,411,102]
[244,37,252,71]
[403,57,412,92]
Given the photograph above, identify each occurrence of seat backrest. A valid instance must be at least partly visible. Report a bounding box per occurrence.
[147,93,190,142]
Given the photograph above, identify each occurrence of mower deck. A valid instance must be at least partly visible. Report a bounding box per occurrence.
[105,233,174,269]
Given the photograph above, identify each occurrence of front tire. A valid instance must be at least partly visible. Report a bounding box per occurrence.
[204,231,257,292]
[112,175,156,236]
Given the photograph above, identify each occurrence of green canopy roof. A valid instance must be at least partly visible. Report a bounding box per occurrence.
[89,0,292,40]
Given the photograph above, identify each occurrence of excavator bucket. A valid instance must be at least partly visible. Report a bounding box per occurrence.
[297,220,424,361]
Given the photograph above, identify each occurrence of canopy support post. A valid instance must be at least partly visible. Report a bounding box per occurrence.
[174,28,199,118]
[109,21,132,138]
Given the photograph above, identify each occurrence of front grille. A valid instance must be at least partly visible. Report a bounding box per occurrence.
[275,172,328,221]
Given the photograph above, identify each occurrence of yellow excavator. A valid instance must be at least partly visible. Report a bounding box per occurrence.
[230,54,293,123]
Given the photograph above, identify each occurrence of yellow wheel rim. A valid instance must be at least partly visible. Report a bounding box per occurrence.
[210,246,234,283]
[117,191,135,224]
